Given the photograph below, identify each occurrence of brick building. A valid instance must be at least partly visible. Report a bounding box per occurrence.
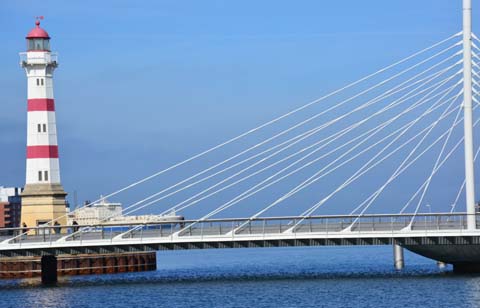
[0,187,22,229]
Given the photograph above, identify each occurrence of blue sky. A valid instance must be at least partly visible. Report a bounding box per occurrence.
[0,1,477,217]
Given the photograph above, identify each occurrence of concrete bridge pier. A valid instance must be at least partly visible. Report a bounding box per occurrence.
[41,255,57,284]
[0,252,157,280]
[393,244,404,270]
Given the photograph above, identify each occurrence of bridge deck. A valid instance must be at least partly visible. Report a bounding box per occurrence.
[0,213,479,257]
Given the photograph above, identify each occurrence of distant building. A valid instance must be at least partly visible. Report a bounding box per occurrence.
[68,197,184,226]
[0,187,22,229]
[68,198,122,225]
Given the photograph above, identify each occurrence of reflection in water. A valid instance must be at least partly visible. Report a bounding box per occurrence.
[0,246,478,308]
[465,275,480,306]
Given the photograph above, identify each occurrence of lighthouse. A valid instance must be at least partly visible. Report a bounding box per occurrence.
[20,19,67,230]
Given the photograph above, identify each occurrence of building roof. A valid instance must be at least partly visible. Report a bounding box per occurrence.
[26,20,50,39]
[0,187,21,202]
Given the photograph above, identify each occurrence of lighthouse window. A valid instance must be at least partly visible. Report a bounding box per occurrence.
[41,79,44,86]
[36,78,40,86]
[38,171,43,181]
[37,124,42,132]
[27,39,50,52]
[43,124,47,132]
[44,171,49,181]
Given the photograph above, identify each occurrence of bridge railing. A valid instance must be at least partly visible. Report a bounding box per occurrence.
[179,213,472,237]
[0,212,478,246]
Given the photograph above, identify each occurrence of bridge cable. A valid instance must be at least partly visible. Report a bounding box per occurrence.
[59,34,461,219]
[296,101,471,231]
[64,77,464,238]
[398,93,480,214]
[112,40,462,219]
[178,78,463,231]
[153,84,462,218]
[122,62,463,218]
[239,77,464,219]
[290,80,464,224]
[180,91,463,234]
[220,83,465,225]
[226,91,464,233]
[349,88,464,217]
[449,86,480,212]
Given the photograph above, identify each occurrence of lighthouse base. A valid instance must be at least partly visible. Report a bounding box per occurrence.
[20,183,68,233]
[0,252,157,280]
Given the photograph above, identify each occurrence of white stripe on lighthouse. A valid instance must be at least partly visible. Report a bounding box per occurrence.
[27,111,58,146]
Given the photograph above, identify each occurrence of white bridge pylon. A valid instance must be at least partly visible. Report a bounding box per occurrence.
[462,0,476,230]
[6,1,480,246]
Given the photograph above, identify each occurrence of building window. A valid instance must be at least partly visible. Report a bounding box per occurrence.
[44,171,49,181]
[36,78,40,86]
[37,124,42,132]
[42,124,47,132]
[41,79,44,86]
[38,171,43,181]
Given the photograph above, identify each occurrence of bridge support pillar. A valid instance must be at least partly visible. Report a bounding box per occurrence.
[393,244,404,270]
[41,255,57,284]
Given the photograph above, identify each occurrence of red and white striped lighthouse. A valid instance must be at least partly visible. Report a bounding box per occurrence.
[20,19,67,229]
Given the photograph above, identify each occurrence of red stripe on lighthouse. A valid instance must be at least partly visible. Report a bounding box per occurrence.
[26,145,59,158]
[27,99,55,111]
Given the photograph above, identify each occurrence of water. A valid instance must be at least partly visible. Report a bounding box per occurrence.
[1,246,480,307]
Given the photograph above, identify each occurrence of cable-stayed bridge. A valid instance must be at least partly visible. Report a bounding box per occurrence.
[3,1,480,275]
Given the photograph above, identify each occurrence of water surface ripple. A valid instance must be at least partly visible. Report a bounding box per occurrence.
[1,246,479,308]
